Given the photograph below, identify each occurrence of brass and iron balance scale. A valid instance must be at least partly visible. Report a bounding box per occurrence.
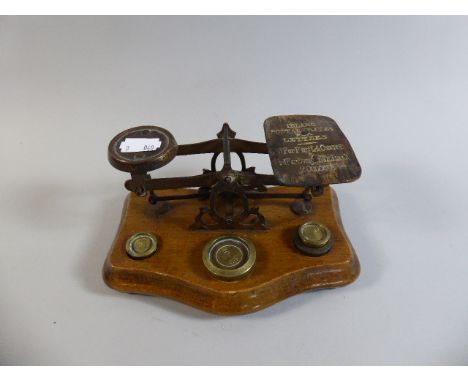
[104,115,361,314]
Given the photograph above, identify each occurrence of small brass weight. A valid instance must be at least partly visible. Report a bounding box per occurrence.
[104,115,362,314]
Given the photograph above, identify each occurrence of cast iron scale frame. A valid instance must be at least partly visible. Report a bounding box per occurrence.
[108,115,360,230]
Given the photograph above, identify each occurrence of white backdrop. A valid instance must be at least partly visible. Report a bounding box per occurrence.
[1,16,467,365]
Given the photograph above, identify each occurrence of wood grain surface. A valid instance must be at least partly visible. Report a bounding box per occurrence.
[103,186,360,315]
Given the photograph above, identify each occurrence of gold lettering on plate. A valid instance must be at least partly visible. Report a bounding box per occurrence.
[268,127,334,137]
[278,154,350,167]
[278,144,345,155]
[271,125,351,178]
[265,116,359,186]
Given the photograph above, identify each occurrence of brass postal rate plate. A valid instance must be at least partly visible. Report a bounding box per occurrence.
[264,115,361,187]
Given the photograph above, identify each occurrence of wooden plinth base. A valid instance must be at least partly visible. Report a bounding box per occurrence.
[103,186,359,315]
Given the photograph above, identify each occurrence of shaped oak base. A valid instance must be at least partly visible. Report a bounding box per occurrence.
[103,186,359,315]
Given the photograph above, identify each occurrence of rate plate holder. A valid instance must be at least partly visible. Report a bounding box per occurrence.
[108,125,178,173]
[264,115,361,187]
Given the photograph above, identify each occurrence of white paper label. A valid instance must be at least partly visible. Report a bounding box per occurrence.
[119,138,162,153]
